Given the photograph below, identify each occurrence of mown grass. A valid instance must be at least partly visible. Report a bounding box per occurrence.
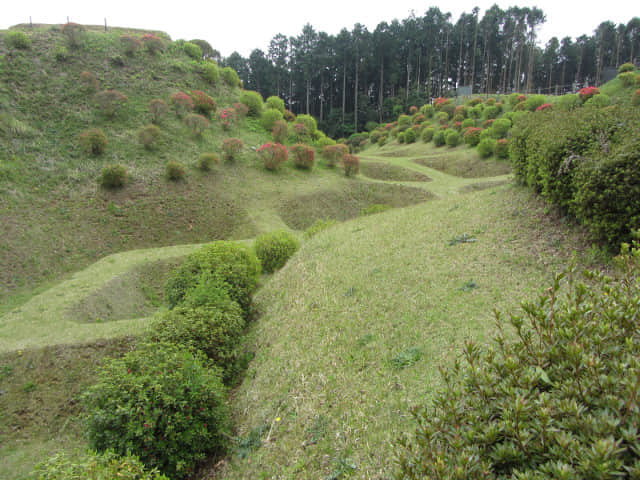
[214,184,593,480]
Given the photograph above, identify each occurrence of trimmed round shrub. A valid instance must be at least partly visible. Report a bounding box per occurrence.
[322,143,349,167]
[436,111,450,124]
[182,41,202,59]
[184,113,209,137]
[261,108,284,132]
[79,128,107,155]
[315,134,335,151]
[138,124,161,150]
[494,138,509,159]
[239,90,263,117]
[220,108,235,131]
[233,102,249,118]
[477,137,497,158]
[164,241,261,311]
[618,62,635,73]
[461,118,475,129]
[200,61,220,84]
[150,275,245,380]
[433,130,446,147]
[258,142,288,171]
[149,98,168,124]
[483,105,500,119]
[222,138,243,161]
[584,93,611,108]
[290,143,315,169]
[490,118,512,138]
[524,94,546,112]
[272,120,289,143]
[98,164,127,189]
[421,127,435,143]
[166,161,186,181]
[347,132,368,152]
[377,134,388,146]
[397,132,406,144]
[83,342,229,479]
[398,114,412,131]
[79,70,99,93]
[5,31,32,50]
[633,89,640,106]
[254,230,300,273]
[197,153,219,171]
[94,90,128,118]
[61,22,86,48]
[171,92,194,117]
[403,128,417,144]
[190,90,216,116]
[578,86,600,102]
[420,104,435,118]
[283,108,295,122]
[141,34,164,54]
[291,123,310,143]
[120,34,141,56]
[221,67,240,87]
[397,247,640,480]
[343,154,360,177]
[33,450,168,480]
[265,96,285,113]
[295,114,318,135]
[463,127,482,146]
[556,93,581,111]
[618,71,636,87]
[445,129,460,147]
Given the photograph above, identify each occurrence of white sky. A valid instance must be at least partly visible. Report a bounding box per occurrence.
[2,1,638,57]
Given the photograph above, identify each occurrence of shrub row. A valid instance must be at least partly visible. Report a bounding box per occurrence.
[510,104,640,248]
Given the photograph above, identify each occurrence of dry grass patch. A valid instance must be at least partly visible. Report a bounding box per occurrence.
[359,162,431,182]
[414,154,512,178]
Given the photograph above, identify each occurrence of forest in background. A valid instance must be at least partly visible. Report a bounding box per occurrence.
[220,6,640,137]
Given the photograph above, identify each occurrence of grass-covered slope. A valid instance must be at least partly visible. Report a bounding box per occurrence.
[215,184,592,480]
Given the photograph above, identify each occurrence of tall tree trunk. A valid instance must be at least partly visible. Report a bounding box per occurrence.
[354,58,359,133]
[379,57,384,123]
[341,60,346,127]
[306,78,310,114]
[444,29,450,95]
[471,16,479,92]
[320,72,325,121]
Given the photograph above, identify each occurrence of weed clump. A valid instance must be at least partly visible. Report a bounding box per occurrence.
[138,124,161,149]
[79,128,107,155]
[197,152,219,171]
[222,138,243,162]
[165,161,186,181]
[253,230,300,273]
[5,31,32,50]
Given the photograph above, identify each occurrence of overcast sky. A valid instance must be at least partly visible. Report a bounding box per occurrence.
[2,1,638,58]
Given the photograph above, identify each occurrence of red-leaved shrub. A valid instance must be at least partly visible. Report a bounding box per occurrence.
[149,99,168,124]
[222,138,243,161]
[342,154,360,177]
[141,34,164,54]
[95,90,128,118]
[271,120,289,143]
[578,86,600,102]
[190,90,216,117]
[257,142,288,170]
[170,92,194,117]
[184,114,209,137]
[322,144,349,168]
[290,143,315,169]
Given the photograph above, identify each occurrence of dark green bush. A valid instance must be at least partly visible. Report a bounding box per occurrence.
[261,108,284,132]
[343,154,360,177]
[265,95,285,113]
[83,343,229,479]
[182,41,202,59]
[403,128,417,144]
[150,274,245,380]
[33,450,168,480]
[618,72,636,87]
[618,62,635,73]
[197,152,219,171]
[397,244,640,480]
[94,90,128,118]
[184,113,209,137]
[483,105,500,120]
[445,129,460,147]
[200,61,219,84]
[477,137,496,158]
[433,130,446,147]
[165,241,261,311]
[239,90,263,117]
[525,94,546,112]
[79,128,107,155]
[253,230,300,273]
[421,127,435,143]
[221,67,240,87]
[165,160,186,181]
[138,124,161,149]
[490,118,512,138]
[98,164,127,189]
[555,94,581,111]
[494,139,509,159]
[295,114,318,135]
[6,31,32,50]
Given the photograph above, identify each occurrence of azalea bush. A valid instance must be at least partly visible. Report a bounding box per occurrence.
[322,144,349,167]
[95,90,128,118]
[220,108,235,131]
[253,230,300,273]
[120,34,141,56]
[633,89,640,106]
[200,61,219,84]
[138,124,161,150]
[494,139,509,159]
[83,342,229,479]
[239,90,263,117]
[578,86,600,102]
[197,153,219,171]
[421,127,435,143]
[79,70,99,93]
[182,41,202,60]
[291,123,310,143]
[445,129,460,147]
[149,98,168,124]
[79,128,107,155]
[170,92,194,117]
[190,90,216,117]
[165,161,186,181]
[463,127,482,146]
[61,22,86,48]
[141,34,164,54]
[271,120,289,143]
[98,164,127,189]
[265,95,285,113]
[257,142,288,170]
[232,102,248,118]
[184,113,209,137]
[397,244,640,480]
[433,130,446,147]
[260,108,284,132]
[221,67,240,87]
[343,153,360,177]
[477,137,497,158]
[290,143,315,169]
[536,103,553,112]
[222,138,243,162]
